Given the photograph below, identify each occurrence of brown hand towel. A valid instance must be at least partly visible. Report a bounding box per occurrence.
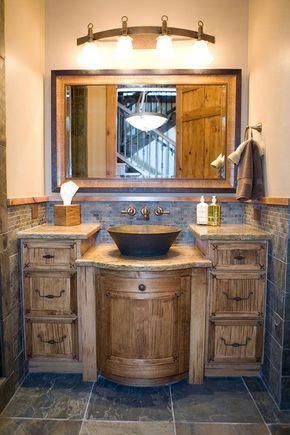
[236,139,265,201]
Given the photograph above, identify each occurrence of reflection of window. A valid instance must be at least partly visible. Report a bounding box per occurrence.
[117,86,176,178]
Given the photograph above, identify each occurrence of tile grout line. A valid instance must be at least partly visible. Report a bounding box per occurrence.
[79,380,95,434]
[242,377,272,435]
[0,369,30,417]
[169,385,177,435]
[259,374,286,413]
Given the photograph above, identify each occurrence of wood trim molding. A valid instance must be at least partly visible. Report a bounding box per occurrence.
[7,197,49,206]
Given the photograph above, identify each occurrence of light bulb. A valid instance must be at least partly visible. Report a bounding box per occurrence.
[156,34,173,58]
[116,35,133,58]
[78,41,100,68]
[191,40,213,68]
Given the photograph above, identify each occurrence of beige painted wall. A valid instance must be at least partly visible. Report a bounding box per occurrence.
[248,0,290,197]
[44,0,249,193]
[5,0,45,198]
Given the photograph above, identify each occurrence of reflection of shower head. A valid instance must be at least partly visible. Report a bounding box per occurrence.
[211,153,225,169]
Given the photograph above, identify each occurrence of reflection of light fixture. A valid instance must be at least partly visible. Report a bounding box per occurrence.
[156,16,173,58]
[77,17,215,63]
[116,16,133,58]
[126,91,168,132]
[191,21,213,67]
[78,23,100,68]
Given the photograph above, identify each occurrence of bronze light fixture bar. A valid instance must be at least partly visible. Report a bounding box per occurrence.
[77,15,215,46]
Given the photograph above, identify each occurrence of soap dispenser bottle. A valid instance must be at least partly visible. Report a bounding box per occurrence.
[196,195,208,225]
[208,196,221,226]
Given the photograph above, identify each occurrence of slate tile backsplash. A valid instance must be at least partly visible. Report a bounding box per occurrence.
[244,203,290,409]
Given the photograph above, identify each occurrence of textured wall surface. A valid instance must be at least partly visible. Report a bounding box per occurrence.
[47,201,245,244]
[245,203,290,409]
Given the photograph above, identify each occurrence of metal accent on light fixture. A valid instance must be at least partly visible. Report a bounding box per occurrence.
[77,16,215,46]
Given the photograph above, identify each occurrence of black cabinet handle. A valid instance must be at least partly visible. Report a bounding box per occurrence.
[138,284,146,291]
[37,334,66,345]
[35,289,65,299]
[221,337,251,348]
[43,254,55,259]
[233,254,246,261]
[222,291,253,302]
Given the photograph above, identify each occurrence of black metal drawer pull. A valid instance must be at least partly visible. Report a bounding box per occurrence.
[222,291,253,302]
[37,334,66,345]
[233,254,246,261]
[42,254,55,259]
[138,284,146,291]
[221,337,251,348]
[35,289,65,299]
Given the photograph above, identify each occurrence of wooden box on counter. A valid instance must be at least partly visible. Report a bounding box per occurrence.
[54,205,81,226]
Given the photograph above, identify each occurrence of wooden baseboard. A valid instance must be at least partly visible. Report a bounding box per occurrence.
[29,359,82,373]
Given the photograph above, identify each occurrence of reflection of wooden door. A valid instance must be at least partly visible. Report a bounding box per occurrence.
[106,86,117,176]
[176,85,226,179]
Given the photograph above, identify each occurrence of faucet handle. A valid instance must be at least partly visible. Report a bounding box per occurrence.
[154,206,170,216]
[121,206,136,217]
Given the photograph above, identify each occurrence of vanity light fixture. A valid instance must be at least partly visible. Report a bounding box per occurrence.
[78,23,100,68]
[77,16,215,63]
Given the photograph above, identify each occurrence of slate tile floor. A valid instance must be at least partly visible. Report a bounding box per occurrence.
[0,374,290,434]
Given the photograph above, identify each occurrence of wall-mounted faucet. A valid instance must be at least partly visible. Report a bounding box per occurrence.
[140,206,150,220]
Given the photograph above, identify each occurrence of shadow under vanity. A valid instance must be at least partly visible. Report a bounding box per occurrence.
[17,221,269,386]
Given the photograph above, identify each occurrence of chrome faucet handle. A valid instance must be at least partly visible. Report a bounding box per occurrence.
[154,206,170,216]
[140,206,150,220]
[121,206,136,216]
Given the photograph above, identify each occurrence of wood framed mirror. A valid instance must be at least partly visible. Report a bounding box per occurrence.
[51,69,241,192]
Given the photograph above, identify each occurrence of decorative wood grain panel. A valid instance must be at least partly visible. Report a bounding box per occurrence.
[209,242,267,271]
[23,240,77,271]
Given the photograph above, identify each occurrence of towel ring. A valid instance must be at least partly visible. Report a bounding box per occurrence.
[244,122,263,140]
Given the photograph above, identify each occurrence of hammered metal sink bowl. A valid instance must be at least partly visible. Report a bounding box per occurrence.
[108,225,181,257]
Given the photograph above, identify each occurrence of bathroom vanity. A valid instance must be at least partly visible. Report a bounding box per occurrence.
[18,223,269,386]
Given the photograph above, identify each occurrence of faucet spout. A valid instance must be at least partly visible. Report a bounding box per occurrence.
[140,206,150,220]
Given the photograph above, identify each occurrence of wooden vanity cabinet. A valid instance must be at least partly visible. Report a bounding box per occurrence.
[97,269,191,386]
[194,235,268,376]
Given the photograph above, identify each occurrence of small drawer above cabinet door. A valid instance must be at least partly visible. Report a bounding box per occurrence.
[26,318,78,360]
[208,319,263,364]
[23,241,77,271]
[209,242,267,271]
[210,273,265,317]
[24,272,77,316]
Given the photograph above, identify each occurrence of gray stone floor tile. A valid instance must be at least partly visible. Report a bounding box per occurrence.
[268,424,290,434]
[172,378,263,423]
[176,423,270,435]
[81,421,175,434]
[87,377,172,421]
[0,373,92,420]
[0,418,82,435]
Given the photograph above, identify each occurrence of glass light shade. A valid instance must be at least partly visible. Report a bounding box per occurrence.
[156,34,173,58]
[191,40,213,68]
[116,35,133,58]
[126,113,168,132]
[79,41,100,68]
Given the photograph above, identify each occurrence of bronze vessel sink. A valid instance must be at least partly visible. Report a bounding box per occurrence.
[108,225,181,257]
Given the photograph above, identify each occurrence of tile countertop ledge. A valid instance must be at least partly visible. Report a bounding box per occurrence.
[76,243,212,271]
[189,224,270,241]
[17,223,101,240]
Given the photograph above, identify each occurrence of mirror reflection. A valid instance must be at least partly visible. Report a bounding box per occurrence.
[65,83,227,180]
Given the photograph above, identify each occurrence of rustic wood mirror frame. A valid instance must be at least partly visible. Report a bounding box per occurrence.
[51,69,241,193]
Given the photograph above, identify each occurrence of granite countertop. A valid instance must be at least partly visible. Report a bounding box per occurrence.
[189,224,270,241]
[17,224,101,240]
[76,243,212,271]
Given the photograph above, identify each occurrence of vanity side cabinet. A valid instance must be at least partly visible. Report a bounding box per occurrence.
[202,239,268,376]
[20,235,96,373]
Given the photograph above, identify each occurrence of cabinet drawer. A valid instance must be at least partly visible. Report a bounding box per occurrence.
[210,273,265,317]
[24,272,77,316]
[23,241,77,271]
[209,242,267,271]
[26,318,78,360]
[208,319,263,364]
[101,274,186,294]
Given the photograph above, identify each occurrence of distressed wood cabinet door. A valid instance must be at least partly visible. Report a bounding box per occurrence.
[98,273,190,385]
